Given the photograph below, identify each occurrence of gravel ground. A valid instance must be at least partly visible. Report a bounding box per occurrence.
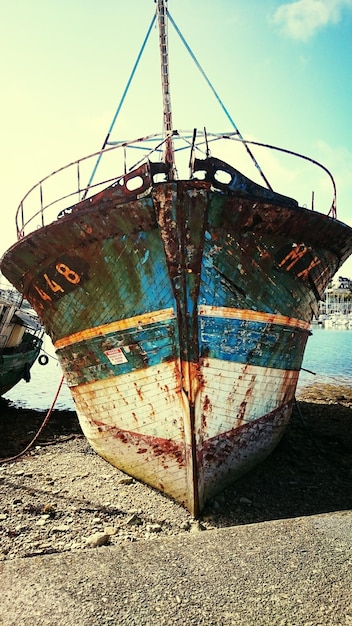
[1,382,351,561]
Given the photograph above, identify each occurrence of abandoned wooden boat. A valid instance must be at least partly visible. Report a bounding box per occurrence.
[1,0,352,515]
[0,283,43,397]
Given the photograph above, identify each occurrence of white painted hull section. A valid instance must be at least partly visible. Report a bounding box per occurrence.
[197,357,299,439]
[70,357,299,513]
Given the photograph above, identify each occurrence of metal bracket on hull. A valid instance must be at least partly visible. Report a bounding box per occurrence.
[193,157,298,208]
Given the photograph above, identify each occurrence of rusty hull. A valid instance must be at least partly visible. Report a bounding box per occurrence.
[2,171,352,516]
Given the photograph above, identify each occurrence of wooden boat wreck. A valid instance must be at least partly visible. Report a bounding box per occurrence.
[0,283,43,397]
[1,0,352,515]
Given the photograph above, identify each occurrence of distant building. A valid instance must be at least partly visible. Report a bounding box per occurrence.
[317,275,352,324]
[335,276,352,290]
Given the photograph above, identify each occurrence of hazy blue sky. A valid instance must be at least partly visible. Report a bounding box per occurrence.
[1,0,352,276]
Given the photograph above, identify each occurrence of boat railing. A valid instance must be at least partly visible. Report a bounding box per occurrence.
[15,130,337,239]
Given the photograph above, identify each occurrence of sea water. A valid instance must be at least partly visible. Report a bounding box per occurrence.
[298,327,352,389]
[3,328,352,411]
[3,337,75,412]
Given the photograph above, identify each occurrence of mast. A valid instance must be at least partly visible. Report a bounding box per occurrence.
[156,0,175,179]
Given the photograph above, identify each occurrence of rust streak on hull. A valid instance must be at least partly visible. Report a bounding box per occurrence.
[2,136,352,516]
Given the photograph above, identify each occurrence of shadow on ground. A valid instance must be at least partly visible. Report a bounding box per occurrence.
[1,382,351,527]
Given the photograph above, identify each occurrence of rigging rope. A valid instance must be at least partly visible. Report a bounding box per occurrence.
[82,13,157,199]
[166,9,272,191]
[83,3,273,194]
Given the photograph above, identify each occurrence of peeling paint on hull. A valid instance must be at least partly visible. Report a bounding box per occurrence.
[69,359,298,511]
[2,171,352,516]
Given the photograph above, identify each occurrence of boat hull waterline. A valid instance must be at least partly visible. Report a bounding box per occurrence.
[0,339,42,397]
[2,164,352,516]
[0,287,43,397]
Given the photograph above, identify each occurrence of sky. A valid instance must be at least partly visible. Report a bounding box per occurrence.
[1,0,352,278]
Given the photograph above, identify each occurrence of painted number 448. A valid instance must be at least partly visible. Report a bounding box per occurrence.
[34,262,80,302]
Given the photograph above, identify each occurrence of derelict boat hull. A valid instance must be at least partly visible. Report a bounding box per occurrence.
[2,158,352,516]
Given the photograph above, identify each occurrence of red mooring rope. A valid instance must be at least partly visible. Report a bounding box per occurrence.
[0,375,65,464]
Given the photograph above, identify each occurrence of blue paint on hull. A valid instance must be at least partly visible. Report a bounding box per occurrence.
[58,314,308,388]
[199,316,308,370]
[2,173,352,516]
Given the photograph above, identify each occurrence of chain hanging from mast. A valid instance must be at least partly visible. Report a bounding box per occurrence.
[156,0,176,180]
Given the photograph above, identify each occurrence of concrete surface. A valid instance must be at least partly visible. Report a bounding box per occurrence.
[1,511,351,626]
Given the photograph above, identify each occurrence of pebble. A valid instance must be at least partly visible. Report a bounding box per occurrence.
[239,497,252,505]
[190,521,206,533]
[51,525,71,533]
[118,477,134,485]
[85,532,110,547]
[126,513,143,526]
[146,523,162,533]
